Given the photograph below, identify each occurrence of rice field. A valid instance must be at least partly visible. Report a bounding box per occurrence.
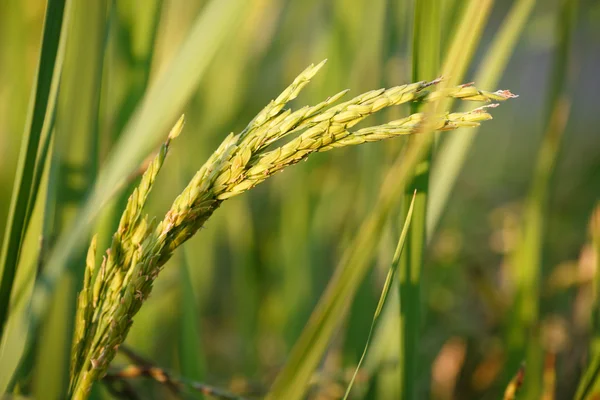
[0,1,599,399]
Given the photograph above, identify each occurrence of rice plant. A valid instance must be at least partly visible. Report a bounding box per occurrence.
[0,1,597,400]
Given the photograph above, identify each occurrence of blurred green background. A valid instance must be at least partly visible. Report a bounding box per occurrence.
[0,0,599,399]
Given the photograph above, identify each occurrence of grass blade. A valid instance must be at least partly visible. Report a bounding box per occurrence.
[0,142,54,393]
[0,0,67,343]
[265,148,421,400]
[30,1,108,398]
[343,192,417,400]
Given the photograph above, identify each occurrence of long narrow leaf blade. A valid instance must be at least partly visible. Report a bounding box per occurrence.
[0,0,67,342]
[31,0,108,397]
[343,192,417,399]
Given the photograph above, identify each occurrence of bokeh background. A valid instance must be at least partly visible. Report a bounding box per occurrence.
[0,0,599,399]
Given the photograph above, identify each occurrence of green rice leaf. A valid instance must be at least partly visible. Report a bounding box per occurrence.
[343,192,416,400]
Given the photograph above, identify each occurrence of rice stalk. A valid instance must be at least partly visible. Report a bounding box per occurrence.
[68,62,515,398]
[399,1,441,397]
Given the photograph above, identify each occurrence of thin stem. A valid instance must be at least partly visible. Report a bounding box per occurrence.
[102,346,249,400]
